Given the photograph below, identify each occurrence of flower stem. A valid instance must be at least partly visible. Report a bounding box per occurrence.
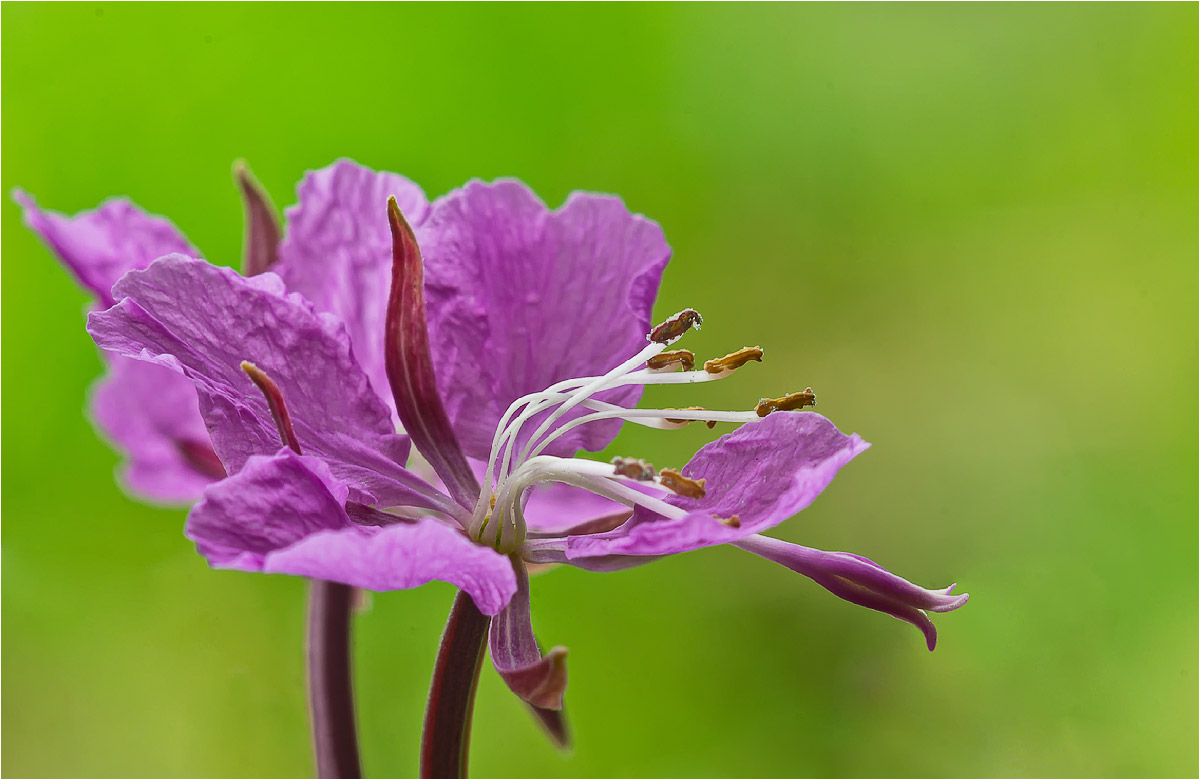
[421,591,490,778]
[307,580,363,778]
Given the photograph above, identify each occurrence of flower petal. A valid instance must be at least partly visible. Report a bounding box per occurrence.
[276,160,430,412]
[268,524,516,616]
[489,558,568,709]
[88,255,451,514]
[89,358,224,503]
[188,450,516,613]
[566,412,869,559]
[421,180,671,460]
[14,189,197,307]
[187,449,349,569]
[733,534,969,651]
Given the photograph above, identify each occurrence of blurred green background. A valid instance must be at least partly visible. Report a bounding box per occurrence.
[3,3,1196,777]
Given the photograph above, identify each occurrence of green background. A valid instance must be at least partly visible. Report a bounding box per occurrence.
[3,3,1196,777]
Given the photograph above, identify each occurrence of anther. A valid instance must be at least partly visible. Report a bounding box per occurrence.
[646,349,696,372]
[648,309,703,344]
[717,514,741,528]
[664,407,718,428]
[659,468,707,499]
[611,456,656,481]
[755,387,817,417]
[703,346,764,374]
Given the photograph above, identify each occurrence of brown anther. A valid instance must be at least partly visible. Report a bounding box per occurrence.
[664,407,718,429]
[646,349,696,372]
[611,456,656,481]
[648,309,703,344]
[703,346,764,374]
[717,514,741,528]
[755,387,817,417]
[659,468,707,499]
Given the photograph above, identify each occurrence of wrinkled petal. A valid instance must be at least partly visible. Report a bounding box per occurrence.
[88,255,453,514]
[188,450,516,613]
[489,557,568,709]
[270,524,515,615]
[567,412,869,559]
[276,160,430,412]
[733,534,969,651]
[188,449,348,568]
[90,357,224,503]
[384,198,479,509]
[421,180,671,460]
[14,189,197,306]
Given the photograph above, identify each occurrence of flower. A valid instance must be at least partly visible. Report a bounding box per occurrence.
[15,188,224,502]
[15,161,430,504]
[83,168,968,715]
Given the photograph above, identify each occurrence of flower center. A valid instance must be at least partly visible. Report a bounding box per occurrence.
[465,310,815,554]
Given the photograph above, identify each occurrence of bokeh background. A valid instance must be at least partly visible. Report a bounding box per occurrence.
[3,3,1196,777]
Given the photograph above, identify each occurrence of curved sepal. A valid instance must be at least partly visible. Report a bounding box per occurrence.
[489,557,568,710]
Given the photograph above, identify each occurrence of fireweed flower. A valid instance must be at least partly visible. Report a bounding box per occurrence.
[14,161,428,506]
[83,175,968,751]
[15,187,224,501]
[17,160,433,777]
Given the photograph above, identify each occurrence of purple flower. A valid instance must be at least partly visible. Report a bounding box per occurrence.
[15,188,224,502]
[80,164,967,715]
[15,161,428,503]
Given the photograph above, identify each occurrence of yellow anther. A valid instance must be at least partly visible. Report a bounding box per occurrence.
[611,456,656,481]
[664,407,717,429]
[489,494,497,510]
[755,388,817,417]
[703,346,764,374]
[659,468,707,499]
[646,349,696,372]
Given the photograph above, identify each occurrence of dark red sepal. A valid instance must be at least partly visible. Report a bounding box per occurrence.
[384,197,480,511]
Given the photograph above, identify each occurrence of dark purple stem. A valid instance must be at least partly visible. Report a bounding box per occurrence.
[307,580,363,779]
[421,591,490,779]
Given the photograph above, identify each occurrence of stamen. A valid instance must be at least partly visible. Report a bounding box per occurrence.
[526,406,761,459]
[648,308,703,344]
[611,456,656,481]
[664,407,718,428]
[659,468,707,499]
[756,388,817,417]
[510,342,665,476]
[717,514,742,528]
[703,346,764,374]
[619,368,743,386]
[646,349,696,372]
